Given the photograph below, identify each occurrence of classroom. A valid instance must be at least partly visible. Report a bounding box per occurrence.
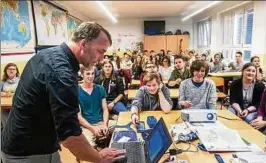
[1,1,266,163]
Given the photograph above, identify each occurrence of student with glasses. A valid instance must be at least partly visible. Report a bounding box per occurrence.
[168,55,191,88]
[178,60,217,110]
[229,63,265,123]
[1,63,20,129]
[1,63,20,97]
[159,56,173,82]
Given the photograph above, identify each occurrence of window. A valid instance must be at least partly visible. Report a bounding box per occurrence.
[222,5,253,47]
[244,8,254,45]
[221,4,253,61]
[197,19,211,47]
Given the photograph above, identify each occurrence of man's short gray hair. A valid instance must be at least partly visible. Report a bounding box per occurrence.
[71,22,112,45]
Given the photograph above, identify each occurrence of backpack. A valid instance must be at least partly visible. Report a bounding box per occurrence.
[175,29,182,35]
[165,31,173,35]
[183,31,190,35]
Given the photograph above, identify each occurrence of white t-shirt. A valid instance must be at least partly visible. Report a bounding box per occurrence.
[159,66,173,81]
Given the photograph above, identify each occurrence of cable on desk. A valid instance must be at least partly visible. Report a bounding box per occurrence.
[217,115,241,121]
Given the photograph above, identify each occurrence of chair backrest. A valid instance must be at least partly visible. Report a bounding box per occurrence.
[206,77,225,92]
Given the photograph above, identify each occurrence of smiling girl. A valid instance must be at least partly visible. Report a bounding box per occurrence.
[229,63,265,123]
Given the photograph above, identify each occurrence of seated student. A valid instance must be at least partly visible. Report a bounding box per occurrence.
[78,65,116,151]
[131,72,173,124]
[112,55,121,76]
[179,60,217,110]
[168,55,191,88]
[1,63,20,97]
[209,53,228,73]
[250,88,266,134]
[229,63,265,123]
[251,56,265,83]
[94,60,127,115]
[201,53,207,61]
[120,53,133,89]
[140,62,162,86]
[228,51,245,72]
[152,55,160,69]
[132,55,143,80]
[167,50,175,66]
[195,53,202,61]
[159,56,173,82]
[141,55,151,70]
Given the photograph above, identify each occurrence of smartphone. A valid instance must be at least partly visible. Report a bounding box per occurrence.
[137,121,145,132]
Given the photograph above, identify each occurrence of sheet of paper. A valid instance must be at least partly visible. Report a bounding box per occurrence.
[117,136,131,143]
[235,144,266,163]
[196,128,250,151]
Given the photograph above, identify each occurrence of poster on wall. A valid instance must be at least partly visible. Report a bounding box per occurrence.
[67,15,82,41]
[1,0,35,54]
[33,1,68,46]
[108,33,141,54]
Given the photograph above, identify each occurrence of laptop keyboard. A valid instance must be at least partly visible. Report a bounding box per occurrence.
[111,142,143,163]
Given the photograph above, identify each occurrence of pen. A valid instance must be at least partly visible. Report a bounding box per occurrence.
[214,153,225,163]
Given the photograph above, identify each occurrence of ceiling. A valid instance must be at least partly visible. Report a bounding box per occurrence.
[56,1,217,21]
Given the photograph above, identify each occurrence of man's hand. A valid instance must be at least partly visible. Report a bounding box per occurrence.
[92,126,103,137]
[100,125,109,136]
[99,148,126,163]
[131,113,139,125]
[107,102,115,111]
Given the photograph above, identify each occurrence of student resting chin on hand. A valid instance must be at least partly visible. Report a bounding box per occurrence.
[131,72,173,125]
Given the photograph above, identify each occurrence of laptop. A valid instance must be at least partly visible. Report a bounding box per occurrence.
[110,118,172,163]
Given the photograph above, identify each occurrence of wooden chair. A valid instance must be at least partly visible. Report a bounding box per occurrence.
[206,77,227,109]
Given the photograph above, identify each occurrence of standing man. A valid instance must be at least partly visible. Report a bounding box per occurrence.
[1,22,125,163]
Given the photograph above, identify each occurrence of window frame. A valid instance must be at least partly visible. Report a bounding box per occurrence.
[197,19,212,47]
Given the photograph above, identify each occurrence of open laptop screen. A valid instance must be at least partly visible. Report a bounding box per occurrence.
[146,118,172,163]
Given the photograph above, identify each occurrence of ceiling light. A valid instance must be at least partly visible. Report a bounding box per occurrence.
[95,1,117,24]
[182,1,222,21]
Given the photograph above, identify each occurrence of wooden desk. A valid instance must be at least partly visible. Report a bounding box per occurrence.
[131,79,140,85]
[59,110,265,163]
[209,72,241,77]
[115,111,265,163]
[1,96,13,109]
[127,89,179,100]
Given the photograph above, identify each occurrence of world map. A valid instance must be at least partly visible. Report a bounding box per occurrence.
[67,16,82,40]
[1,0,33,52]
[33,1,68,45]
